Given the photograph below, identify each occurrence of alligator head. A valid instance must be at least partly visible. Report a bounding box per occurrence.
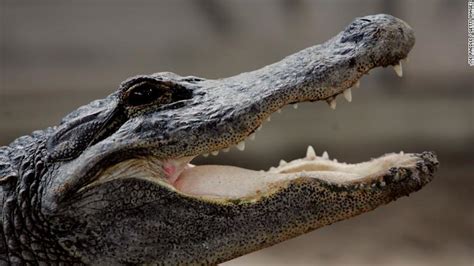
[0,14,438,264]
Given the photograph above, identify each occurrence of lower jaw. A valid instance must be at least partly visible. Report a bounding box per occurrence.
[170,148,423,200]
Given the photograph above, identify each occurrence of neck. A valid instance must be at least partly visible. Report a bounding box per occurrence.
[0,132,79,264]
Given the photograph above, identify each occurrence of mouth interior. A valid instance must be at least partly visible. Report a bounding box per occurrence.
[93,148,419,200]
[173,152,418,199]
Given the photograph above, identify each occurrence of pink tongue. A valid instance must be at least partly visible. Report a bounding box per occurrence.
[163,164,179,183]
[162,156,195,184]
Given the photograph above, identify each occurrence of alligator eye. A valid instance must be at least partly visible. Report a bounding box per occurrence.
[127,82,163,106]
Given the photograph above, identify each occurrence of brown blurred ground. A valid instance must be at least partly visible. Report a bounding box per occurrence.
[1,0,473,265]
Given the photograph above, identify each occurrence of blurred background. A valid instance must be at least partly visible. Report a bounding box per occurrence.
[1,0,473,265]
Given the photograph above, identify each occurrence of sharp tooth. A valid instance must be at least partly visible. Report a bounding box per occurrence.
[236,141,246,151]
[393,61,403,77]
[257,125,262,131]
[355,80,360,88]
[322,151,329,159]
[306,145,317,159]
[293,104,298,109]
[279,159,287,166]
[222,147,230,152]
[400,150,404,155]
[333,158,338,162]
[211,151,219,156]
[267,116,271,122]
[203,153,209,157]
[277,109,282,113]
[343,88,352,102]
[249,133,256,141]
[327,98,337,110]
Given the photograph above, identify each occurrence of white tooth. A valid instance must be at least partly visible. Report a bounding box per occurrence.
[222,147,230,152]
[211,151,219,156]
[343,88,352,102]
[279,160,287,166]
[249,133,256,141]
[355,80,360,88]
[322,151,329,159]
[393,61,403,77]
[328,99,337,110]
[267,116,271,122]
[400,150,404,155]
[333,158,338,162]
[257,125,262,131]
[236,141,246,151]
[203,153,209,157]
[293,104,298,109]
[306,145,317,159]
[277,109,282,113]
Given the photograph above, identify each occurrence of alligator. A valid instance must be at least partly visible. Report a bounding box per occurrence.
[0,14,438,265]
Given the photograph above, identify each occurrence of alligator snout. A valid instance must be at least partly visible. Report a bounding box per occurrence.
[171,13,416,157]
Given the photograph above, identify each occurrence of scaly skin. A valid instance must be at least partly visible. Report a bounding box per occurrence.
[0,14,438,265]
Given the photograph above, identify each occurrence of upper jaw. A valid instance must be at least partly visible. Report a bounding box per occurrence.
[170,14,415,157]
[135,15,413,153]
[115,14,415,159]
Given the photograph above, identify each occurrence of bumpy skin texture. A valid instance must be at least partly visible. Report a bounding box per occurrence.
[0,14,438,265]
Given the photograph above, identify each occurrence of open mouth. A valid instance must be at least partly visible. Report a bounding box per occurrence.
[174,150,423,200]
[90,60,436,201]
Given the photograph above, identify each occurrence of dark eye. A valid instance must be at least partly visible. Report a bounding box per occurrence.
[127,82,162,106]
